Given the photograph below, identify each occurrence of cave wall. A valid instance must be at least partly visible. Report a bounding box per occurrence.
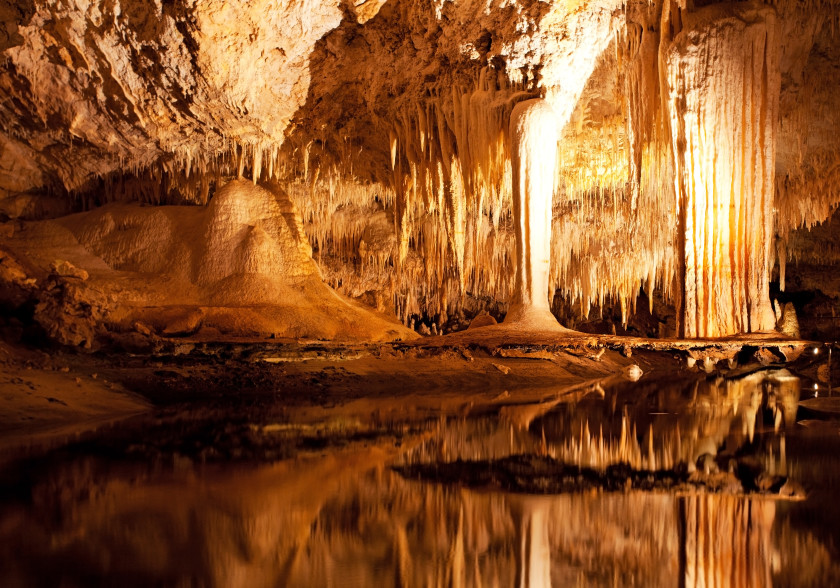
[1,0,839,340]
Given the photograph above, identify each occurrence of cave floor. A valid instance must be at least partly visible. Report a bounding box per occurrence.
[0,327,822,453]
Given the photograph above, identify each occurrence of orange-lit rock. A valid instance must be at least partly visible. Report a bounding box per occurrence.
[0,1,838,340]
[0,178,415,344]
[665,3,779,337]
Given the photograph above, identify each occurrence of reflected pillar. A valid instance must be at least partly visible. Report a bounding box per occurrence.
[512,497,552,588]
[679,495,775,588]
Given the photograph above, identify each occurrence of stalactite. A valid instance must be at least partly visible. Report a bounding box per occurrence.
[72,136,293,210]
[290,52,684,327]
[765,1,840,291]
[549,27,678,327]
[279,69,528,323]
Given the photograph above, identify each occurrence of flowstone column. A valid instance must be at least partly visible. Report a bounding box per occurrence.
[505,99,564,329]
[666,4,780,337]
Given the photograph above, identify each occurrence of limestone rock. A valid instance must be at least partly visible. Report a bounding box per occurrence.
[492,363,511,375]
[0,0,343,192]
[0,247,36,307]
[468,312,497,330]
[197,180,317,286]
[33,275,107,349]
[161,309,205,337]
[775,302,801,338]
[2,178,416,345]
[50,260,88,281]
[754,348,780,366]
[623,364,643,381]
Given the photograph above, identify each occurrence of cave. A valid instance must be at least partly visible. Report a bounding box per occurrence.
[1,0,840,585]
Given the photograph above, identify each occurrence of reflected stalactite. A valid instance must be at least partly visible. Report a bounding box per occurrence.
[13,466,781,587]
[546,371,800,473]
[679,495,776,588]
[408,371,800,479]
[1,369,836,586]
[512,497,552,588]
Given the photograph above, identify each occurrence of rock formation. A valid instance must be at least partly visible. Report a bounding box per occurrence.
[0,0,839,343]
[1,179,416,345]
[665,3,779,337]
[506,98,565,329]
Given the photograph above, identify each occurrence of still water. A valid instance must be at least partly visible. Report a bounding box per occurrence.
[0,369,838,587]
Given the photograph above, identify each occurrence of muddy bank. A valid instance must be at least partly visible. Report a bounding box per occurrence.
[0,334,648,448]
[0,327,828,454]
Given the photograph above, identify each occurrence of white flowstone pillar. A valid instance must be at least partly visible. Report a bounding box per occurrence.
[505,99,563,328]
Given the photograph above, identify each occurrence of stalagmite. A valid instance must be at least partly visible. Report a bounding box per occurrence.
[505,99,565,330]
[666,4,780,337]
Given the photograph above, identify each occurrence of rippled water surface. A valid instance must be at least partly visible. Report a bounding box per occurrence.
[1,368,838,587]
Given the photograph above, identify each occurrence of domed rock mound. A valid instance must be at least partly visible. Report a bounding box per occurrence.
[0,179,416,347]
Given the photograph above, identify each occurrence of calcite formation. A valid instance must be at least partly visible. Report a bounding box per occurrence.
[665,4,779,337]
[1,179,416,345]
[0,0,839,343]
[506,98,564,329]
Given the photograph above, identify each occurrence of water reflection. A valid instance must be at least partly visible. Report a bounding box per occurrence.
[0,369,837,587]
[405,370,800,476]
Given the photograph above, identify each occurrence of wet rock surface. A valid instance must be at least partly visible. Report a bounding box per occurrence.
[395,456,799,498]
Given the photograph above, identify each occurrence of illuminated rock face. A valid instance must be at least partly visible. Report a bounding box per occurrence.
[0,1,839,341]
[666,4,780,337]
[0,0,343,193]
[0,179,417,343]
